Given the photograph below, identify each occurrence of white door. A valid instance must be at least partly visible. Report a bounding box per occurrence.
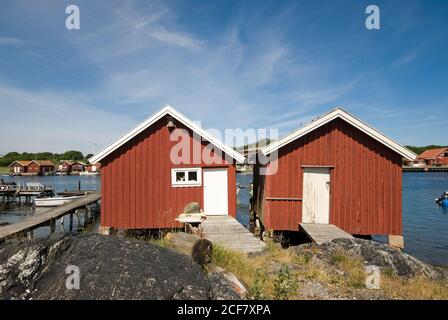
[302,167,331,224]
[203,168,228,216]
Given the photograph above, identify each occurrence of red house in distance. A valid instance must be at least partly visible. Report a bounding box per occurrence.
[9,161,31,174]
[89,105,245,230]
[253,108,416,248]
[9,160,54,175]
[416,147,448,166]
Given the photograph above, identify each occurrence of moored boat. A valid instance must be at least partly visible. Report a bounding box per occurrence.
[79,171,100,176]
[34,194,86,207]
[435,191,448,207]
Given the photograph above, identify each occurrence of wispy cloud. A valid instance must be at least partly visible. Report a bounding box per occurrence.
[393,53,418,68]
[0,37,25,46]
[0,0,446,153]
[0,83,136,154]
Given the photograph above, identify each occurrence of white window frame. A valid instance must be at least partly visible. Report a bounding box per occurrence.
[171,168,202,187]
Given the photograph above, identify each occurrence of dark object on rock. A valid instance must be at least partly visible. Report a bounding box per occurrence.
[0,233,238,300]
[184,202,200,213]
[165,232,213,267]
[293,238,443,279]
[192,239,213,267]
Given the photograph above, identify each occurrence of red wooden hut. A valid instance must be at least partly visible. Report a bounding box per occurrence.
[9,161,31,174]
[9,160,54,175]
[26,160,54,175]
[253,108,416,248]
[85,163,101,173]
[70,162,86,173]
[89,105,245,230]
[58,161,74,173]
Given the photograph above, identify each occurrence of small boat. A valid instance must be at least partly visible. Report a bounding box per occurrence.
[442,199,448,208]
[79,171,100,176]
[34,194,86,207]
[435,191,448,207]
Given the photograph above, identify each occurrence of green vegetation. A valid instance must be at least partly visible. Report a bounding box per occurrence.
[405,145,447,156]
[209,243,448,300]
[0,167,9,174]
[142,234,448,300]
[0,150,89,167]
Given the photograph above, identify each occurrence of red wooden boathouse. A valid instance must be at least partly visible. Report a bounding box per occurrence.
[253,108,416,247]
[9,161,31,174]
[89,105,245,230]
[9,160,54,175]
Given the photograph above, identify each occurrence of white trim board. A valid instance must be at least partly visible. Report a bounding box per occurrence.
[89,105,245,164]
[262,107,417,161]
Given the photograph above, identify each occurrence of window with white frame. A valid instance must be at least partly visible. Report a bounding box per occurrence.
[171,168,202,187]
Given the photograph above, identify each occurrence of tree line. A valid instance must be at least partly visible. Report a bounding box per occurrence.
[0,151,94,167]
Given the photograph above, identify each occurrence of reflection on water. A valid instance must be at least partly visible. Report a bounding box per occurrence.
[401,172,448,265]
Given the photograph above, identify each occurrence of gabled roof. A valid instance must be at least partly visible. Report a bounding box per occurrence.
[262,107,417,161]
[59,160,74,165]
[89,105,245,164]
[9,160,32,167]
[32,160,55,166]
[418,148,448,160]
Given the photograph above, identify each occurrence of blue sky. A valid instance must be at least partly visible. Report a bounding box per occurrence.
[0,0,447,155]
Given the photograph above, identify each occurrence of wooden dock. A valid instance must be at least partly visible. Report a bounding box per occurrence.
[300,223,353,245]
[402,166,448,172]
[201,216,266,254]
[0,192,101,240]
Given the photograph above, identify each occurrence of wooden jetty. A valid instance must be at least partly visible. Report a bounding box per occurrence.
[201,216,266,254]
[0,181,54,204]
[0,192,101,240]
[300,223,353,245]
[402,166,448,172]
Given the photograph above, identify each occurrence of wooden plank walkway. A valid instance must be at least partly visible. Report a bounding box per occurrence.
[201,216,266,254]
[0,192,101,240]
[300,223,353,245]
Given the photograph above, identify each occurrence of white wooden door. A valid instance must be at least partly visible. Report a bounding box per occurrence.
[302,167,330,224]
[203,168,228,216]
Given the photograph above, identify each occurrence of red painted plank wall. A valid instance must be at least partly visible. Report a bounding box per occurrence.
[101,116,237,229]
[257,118,403,236]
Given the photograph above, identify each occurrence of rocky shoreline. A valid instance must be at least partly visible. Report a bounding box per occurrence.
[0,233,240,300]
[0,233,446,300]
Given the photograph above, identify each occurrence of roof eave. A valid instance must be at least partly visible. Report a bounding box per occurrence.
[89,105,245,164]
[262,108,417,161]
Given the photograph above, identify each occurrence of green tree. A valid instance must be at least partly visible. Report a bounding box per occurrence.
[61,150,84,161]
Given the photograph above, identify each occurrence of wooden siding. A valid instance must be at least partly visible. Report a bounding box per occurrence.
[257,118,403,236]
[10,163,25,173]
[101,116,237,229]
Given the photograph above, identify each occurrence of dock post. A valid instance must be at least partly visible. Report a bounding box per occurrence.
[69,213,74,231]
[60,217,65,231]
[27,230,34,240]
[50,219,56,233]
